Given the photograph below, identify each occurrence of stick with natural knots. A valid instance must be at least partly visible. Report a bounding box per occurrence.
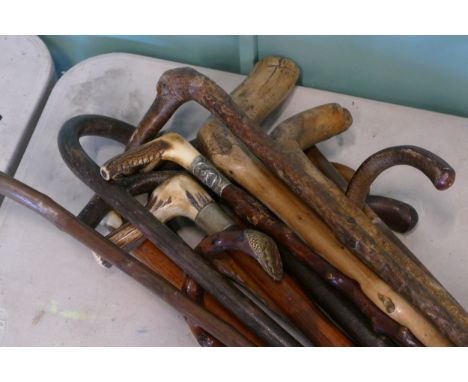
[102,131,421,346]
[268,105,466,345]
[168,85,448,345]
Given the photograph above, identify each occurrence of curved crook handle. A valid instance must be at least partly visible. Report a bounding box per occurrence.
[271,103,353,150]
[329,161,419,234]
[128,57,299,150]
[197,229,284,281]
[107,173,214,249]
[347,146,456,209]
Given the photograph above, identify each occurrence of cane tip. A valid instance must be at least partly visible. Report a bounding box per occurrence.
[435,168,456,190]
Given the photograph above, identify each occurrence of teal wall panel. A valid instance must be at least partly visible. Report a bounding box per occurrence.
[40,36,468,118]
[40,35,241,75]
[258,36,468,117]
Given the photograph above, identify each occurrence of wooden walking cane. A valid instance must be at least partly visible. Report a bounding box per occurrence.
[58,115,301,347]
[107,173,349,346]
[272,105,466,345]
[125,68,456,346]
[108,79,434,344]
[280,250,394,346]
[106,174,283,281]
[101,131,421,346]
[79,172,264,347]
[0,171,253,347]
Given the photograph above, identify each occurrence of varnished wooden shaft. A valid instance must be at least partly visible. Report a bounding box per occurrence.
[220,185,421,346]
[230,250,353,347]
[281,250,394,346]
[132,241,264,346]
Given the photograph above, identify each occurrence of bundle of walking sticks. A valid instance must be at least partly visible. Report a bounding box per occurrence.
[1,56,466,346]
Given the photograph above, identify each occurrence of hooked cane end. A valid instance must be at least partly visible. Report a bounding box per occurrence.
[435,168,456,190]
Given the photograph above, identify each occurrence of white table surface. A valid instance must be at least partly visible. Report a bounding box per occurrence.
[0,36,55,177]
[0,53,466,346]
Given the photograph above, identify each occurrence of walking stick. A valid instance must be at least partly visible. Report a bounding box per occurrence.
[124,67,457,345]
[281,250,393,346]
[101,131,421,346]
[272,106,466,345]
[58,115,300,347]
[0,171,253,347]
[78,171,265,347]
[106,173,348,346]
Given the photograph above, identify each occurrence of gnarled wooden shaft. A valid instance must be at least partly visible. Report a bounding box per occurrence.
[346,146,455,209]
[127,57,299,150]
[220,185,421,346]
[197,109,450,346]
[270,107,466,345]
[0,172,253,347]
[58,116,300,347]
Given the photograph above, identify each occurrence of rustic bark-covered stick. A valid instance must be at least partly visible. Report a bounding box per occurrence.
[0,171,253,347]
[267,102,419,233]
[271,107,466,345]
[119,70,447,345]
[346,146,455,209]
[58,116,301,347]
[106,173,347,346]
[101,132,422,345]
[306,148,429,272]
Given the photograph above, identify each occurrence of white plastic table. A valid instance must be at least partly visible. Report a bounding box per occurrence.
[0,53,466,346]
[0,36,55,178]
